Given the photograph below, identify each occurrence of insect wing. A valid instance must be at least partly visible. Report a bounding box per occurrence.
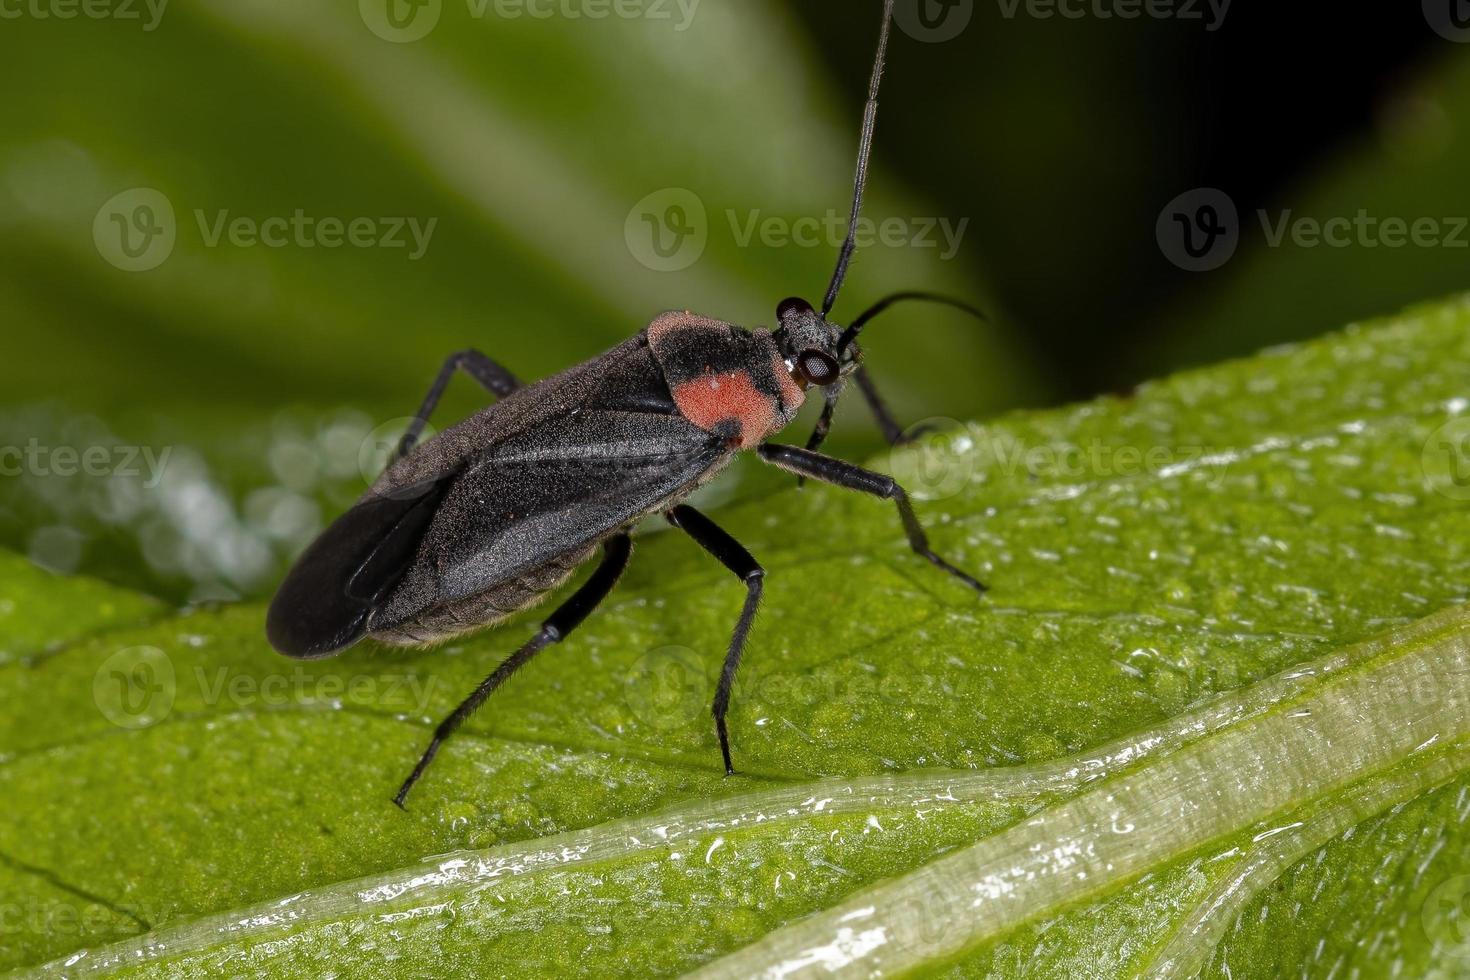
[371,409,725,628]
[265,476,450,658]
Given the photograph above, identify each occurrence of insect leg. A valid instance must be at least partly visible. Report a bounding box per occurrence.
[393,533,632,808]
[794,386,843,490]
[803,291,989,456]
[801,386,842,455]
[852,367,916,446]
[395,350,523,460]
[756,443,986,593]
[666,504,764,776]
[798,366,910,471]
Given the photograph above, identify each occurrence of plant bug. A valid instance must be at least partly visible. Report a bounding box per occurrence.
[265,0,987,808]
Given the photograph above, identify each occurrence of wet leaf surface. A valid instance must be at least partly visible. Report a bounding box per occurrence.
[3,297,1470,975]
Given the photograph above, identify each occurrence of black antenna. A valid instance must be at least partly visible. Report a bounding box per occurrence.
[820,0,896,318]
[797,291,989,466]
[838,290,989,355]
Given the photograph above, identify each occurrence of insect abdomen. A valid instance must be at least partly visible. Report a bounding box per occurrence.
[369,545,595,646]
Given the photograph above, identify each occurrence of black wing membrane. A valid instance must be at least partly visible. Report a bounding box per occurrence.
[369,409,726,632]
[266,476,451,658]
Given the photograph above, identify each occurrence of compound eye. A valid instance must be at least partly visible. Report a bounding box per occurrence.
[777,297,813,321]
[797,349,840,387]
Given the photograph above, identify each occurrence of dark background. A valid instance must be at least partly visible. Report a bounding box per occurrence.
[791,1,1451,397]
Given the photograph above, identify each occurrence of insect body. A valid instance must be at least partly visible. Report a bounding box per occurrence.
[266,0,987,807]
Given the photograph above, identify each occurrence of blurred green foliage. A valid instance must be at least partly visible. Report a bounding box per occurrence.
[0,1,1466,603]
[0,0,1036,601]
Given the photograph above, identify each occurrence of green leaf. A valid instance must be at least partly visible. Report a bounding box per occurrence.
[0,553,162,667]
[4,296,1470,977]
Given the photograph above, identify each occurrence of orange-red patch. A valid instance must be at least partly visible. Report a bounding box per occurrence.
[672,370,778,448]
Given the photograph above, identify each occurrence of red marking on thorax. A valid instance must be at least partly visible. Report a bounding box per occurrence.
[672,369,780,448]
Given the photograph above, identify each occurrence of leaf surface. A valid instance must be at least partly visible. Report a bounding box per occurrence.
[3,297,1470,976]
